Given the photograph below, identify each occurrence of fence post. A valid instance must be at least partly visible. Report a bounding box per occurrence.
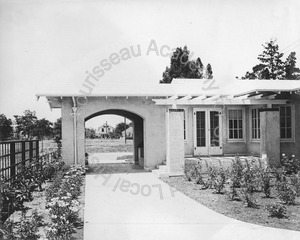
[10,142,16,178]
[29,141,33,162]
[36,140,39,157]
[21,141,25,167]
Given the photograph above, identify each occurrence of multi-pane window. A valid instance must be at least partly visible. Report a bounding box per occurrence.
[251,108,260,140]
[228,109,243,140]
[196,111,206,146]
[280,106,292,139]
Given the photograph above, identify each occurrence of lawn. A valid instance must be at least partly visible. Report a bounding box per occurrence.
[85,138,133,153]
[160,157,300,232]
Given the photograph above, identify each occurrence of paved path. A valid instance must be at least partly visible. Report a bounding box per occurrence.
[84,171,300,240]
[88,152,133,164]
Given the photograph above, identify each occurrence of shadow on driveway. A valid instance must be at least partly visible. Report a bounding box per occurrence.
[86,163,148,175]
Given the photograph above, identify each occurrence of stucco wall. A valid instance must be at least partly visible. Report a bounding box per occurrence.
[61,96,166,169]
[280,93,300,158]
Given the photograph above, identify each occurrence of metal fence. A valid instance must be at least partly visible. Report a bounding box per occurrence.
[0,140,39,180]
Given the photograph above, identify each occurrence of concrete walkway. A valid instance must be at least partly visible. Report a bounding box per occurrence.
[88,152,133,164]
[84,172,300,240]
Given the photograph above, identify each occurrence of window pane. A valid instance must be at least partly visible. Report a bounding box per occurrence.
[286,106,291,116]
[237,110,242,119]
[287,128,292,138]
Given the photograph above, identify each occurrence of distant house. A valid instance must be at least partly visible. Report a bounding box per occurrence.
[121,126,133,139]
[96,123,115,138]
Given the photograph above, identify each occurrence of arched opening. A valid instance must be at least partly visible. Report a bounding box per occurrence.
[84,109,144,168]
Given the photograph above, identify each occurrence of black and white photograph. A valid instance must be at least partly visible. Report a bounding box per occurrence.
[1,0,300,239]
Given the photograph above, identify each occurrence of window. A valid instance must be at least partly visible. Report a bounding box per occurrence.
[228,109,244,140]
[280,106,292,139]
[182,109,188,141]
[251,108,260,140]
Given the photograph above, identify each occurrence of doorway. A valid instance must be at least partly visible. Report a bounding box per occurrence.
[193,108,223,156]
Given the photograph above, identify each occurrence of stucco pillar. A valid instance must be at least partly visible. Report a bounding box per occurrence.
[166,109,185,176]
[133,118,144,166]
[62,99,74,165]
[260,108,280,168]
[77,116,85,165]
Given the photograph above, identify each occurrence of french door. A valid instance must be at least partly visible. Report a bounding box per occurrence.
[193,108,223,156]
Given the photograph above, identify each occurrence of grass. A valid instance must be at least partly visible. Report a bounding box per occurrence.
[160,159,300,232]
[85,139,133,153]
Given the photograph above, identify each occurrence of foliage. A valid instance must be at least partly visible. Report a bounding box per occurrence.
[226,182,240,201]
[3,210,43,240]
[261,168,272,198]
[14,110,38,139]
[85,127,97,139]
[115,122,130,135]
[284,51,300,80]
[242,39,300,80]
[290,173,300,196]
[229,156,244,188]
[240,187,259,208]
[267,204,287,219]
[212,167,227,194]
[281,154,300,174]
[276,180,296,205]
[160,46,213,83]
[34,118,53,140]
[45,165,84,238]
[0,114,13,140]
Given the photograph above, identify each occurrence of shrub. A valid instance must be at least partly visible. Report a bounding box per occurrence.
[45,165,84,239]
[267,204,287,218]
[290,173,300,196]
[276,181,296,205]
[241,188,259,208]
[261,168,272,198]
[230,155,244,188]
[192,163,208,188]
[226,183,240,201]
[3,210,43,240]
[281,154,300,174]
[212,167,227,194]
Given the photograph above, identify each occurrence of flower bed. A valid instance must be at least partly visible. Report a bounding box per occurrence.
[161,154,300,231]
[0,154,85,240]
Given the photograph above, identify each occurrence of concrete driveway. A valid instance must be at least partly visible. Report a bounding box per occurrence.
[83,171,300,240]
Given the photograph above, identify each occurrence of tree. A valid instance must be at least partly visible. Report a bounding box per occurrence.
[34,118,53,140]
[284,52,300,79]
[115,122,130,135]
[52,118,62,137]
[14,110,37,139]
[0,114,13,140]
[205,63,213,79]
[160,46,211,83]
[242,39,300,80]
[85,128,96,139]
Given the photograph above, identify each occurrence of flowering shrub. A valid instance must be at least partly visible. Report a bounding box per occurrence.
[45,165,84,238]
[46,196,80,238]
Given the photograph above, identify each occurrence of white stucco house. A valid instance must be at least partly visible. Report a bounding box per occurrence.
[37,78,300,175]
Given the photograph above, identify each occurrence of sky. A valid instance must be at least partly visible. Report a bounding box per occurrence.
[0,0,300,128]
